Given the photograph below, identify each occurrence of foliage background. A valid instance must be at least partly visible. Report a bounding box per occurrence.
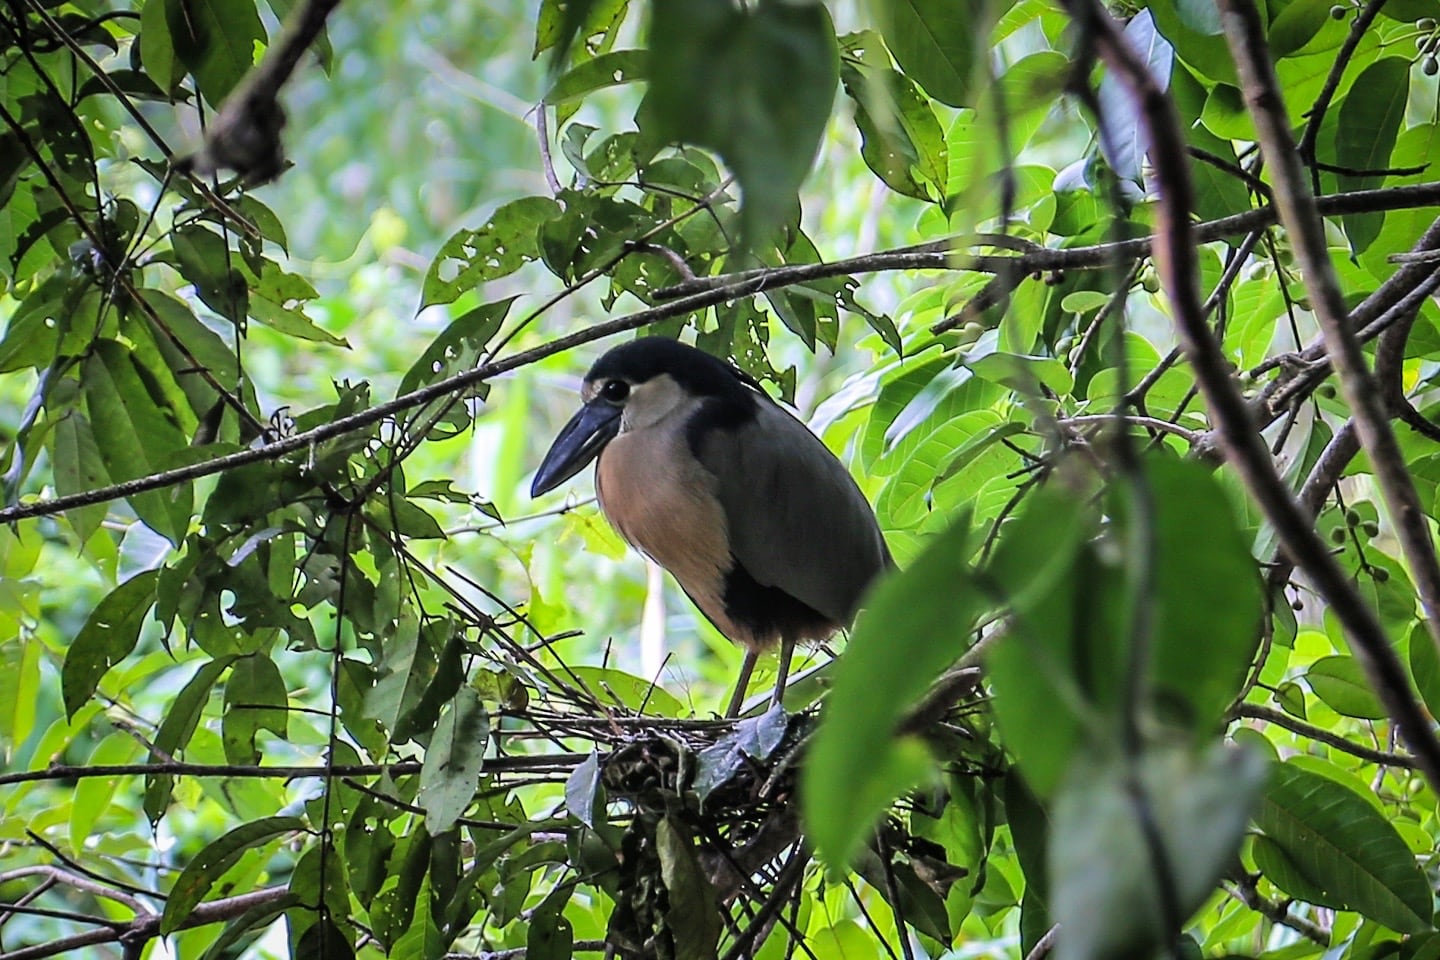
[6,0,1440,958]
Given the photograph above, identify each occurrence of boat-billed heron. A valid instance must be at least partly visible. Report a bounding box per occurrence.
[530,337,890,715]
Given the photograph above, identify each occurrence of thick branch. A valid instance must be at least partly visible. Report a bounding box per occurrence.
[1065,0,1440,791]
[4,180,1440,530]
[0,887,288,960]
[0,754,583,788]
[1220,0,1440,664]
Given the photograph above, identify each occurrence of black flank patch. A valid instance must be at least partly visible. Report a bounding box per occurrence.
[722,558,832,640]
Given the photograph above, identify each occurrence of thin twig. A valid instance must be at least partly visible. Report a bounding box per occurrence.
[1224,875,1330,945]
[1231,702,1417,768]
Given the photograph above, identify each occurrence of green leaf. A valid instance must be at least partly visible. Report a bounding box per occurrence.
[839,33,947,202]
[1149,1,1236,84]
[565,750,603,827]
[528,889,575,960]
[1268,0,1332,58]
[162,816,307,934]
[171,223,249,324]
[51,411,110,542]
[643,0,838,243]
[657,817,721,960]
[1144,458,1264,732]
[1407,621,1440,719]
[877,0,997,108]
[70,733,140,850]
[1052,742,1268,960]
[61,570,159,718]
[422,198,562,308]
[139,0,184,93]
[985,488,1104,796]
[398,298,517,397]
[568,664,686,716]
[418,685,490,834]
[1306,655,1387,719]
[1335,58,1410,255]
[83,340,193,544]
[222,653,289,764]
[145,656,238,822]
[545,50,648,104]
[166,0,265,105]
[243,259,343,346]
[804,515,978,869]
[1255,762,1432,933]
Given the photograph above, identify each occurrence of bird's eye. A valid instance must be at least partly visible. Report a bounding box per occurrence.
[600,380,630,403]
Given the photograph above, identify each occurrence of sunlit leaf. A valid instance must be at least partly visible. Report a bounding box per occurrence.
[804,514,978,869]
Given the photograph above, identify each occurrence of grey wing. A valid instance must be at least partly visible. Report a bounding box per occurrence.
[698,398,891,625]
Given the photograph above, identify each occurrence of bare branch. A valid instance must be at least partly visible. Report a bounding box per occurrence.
[0,754,583,788]
[1230,702,1416,768]
[1055,0,1440,791]
[1223,873,1330,945]
[0,887,289,960]
[1221,0,1440,670]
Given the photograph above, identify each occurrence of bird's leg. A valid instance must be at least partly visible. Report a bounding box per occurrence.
[726,649,758,718]
[770,634,795,710]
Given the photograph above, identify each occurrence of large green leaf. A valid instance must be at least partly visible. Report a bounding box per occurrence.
[1143,458,1264,732]
[222,652,289,764]
[984,488,1104,796]
[166,0,265,105]
[1255,762,1432,933]
[1305,655,1387,719]
[418,685,490,834]
[803,514,980,869]
[82,339,193,544]
[876,0,997,108]
[145,656,238,822]
[657,817,721,960]
[162,816,308,934]
[1335,58,1410,255]
[643,0,838,242]
[51,411,110,543]
[1052,742,1268,960]
[60,570,160,718]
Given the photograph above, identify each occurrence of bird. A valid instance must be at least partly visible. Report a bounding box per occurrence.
[530,336,891,716]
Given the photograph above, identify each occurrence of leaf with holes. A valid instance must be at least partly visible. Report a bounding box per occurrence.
[418,685,490,833]
[422,198,561,308]
[61,570,159,718]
